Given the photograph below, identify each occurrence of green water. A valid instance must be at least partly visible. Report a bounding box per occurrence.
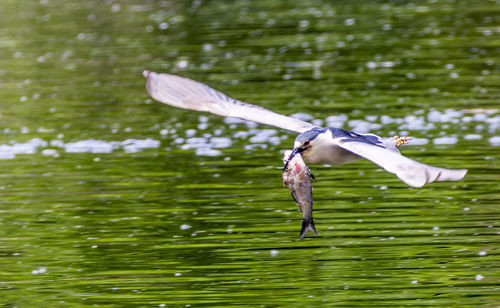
[0,0,499,306]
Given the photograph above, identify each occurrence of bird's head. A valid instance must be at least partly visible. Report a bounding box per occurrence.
[283,128,325,170]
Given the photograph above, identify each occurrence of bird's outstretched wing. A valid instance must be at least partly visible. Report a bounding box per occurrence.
[143,71,317,133]
[336,139,467,187]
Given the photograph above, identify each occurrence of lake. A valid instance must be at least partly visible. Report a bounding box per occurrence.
[0,0,498,306]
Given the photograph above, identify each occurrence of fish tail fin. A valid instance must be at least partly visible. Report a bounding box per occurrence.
[299,218,318,240]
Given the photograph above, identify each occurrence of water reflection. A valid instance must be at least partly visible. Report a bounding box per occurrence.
[0,107,497,159]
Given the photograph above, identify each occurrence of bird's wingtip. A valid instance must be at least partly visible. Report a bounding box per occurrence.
[398,167,468,188]
[456,168,468,180]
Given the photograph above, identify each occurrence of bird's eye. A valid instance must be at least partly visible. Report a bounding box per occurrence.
[303,141,310,147]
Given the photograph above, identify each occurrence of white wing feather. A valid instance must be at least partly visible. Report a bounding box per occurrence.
[336,139,467,187]
[144,71,467,187]
[143,71,316,133]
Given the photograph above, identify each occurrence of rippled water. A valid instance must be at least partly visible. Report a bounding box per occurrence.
[0,0,499,306]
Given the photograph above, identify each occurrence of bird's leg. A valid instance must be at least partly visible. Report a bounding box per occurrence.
[309,171,316,182]
[393,135,411,147]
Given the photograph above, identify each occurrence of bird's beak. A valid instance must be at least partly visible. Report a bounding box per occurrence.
[283,147,302,171]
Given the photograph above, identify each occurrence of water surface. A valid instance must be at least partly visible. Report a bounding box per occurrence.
[0,0,499,306]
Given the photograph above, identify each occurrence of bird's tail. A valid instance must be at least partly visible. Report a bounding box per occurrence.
[299,218,318,240]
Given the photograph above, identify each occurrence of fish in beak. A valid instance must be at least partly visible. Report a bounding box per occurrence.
[283,145,305,172]
[282,150,318,239]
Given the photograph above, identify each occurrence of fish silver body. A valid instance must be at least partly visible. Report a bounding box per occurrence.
[282,150,318,239]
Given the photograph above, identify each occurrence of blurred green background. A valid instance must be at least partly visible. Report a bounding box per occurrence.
[0,0,498,306]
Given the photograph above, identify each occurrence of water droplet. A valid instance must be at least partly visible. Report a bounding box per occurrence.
[344,18,355,26]
[111,3,121,12]
[32,267,47,274]
[177,60,189,69]
[180,224,191,230]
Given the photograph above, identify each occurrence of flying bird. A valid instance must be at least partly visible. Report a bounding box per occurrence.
[143,70,467,237]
